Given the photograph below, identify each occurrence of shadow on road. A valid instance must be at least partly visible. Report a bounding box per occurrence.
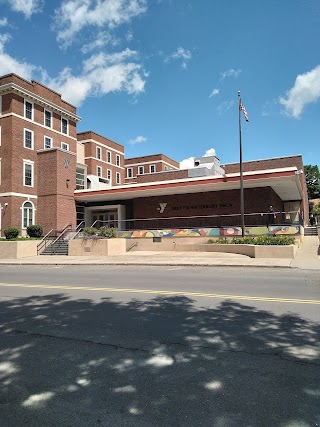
[0,294,319,426]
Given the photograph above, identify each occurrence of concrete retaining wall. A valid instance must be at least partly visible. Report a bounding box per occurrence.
[69,238,126,256]
[0,241,38,259]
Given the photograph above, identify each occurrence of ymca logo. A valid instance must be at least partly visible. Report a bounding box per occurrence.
[157,203,167,214]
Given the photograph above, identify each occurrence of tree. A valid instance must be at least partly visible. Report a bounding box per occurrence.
[303,164,320,199]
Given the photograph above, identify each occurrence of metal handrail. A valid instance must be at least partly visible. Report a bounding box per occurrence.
[70,221,85,240]
[37,229,54,255]
[50,223,72,247]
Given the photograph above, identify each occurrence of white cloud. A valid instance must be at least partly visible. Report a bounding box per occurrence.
[0,17,8,27]
[209,88,219,98]
[217,100,234,114]
[128,135,147,144]
[81,31,119,54]
[53,0,147,48]
[279,65,320,118]
[180,148,216,169]
[8,0,43,19]
[165,47,192,69]
[220,68,241,81]
[0,33,36,78]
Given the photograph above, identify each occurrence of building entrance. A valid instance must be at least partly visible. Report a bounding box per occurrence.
[91,209,118,228]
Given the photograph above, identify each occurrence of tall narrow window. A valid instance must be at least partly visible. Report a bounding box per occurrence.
[116,172,120,184]
[138,166,144,175]
[44,136,52,149]
[107,151,111,163]
[45,110,52,128]
[150,164,155,173]
[23,162,33,187]
[22,201,34,228]
[107,169,111,180]
[24,129,33,149]
[25,101,33,120]
[116,154,120,166]
[97,166,102,177]
[61,118,68,134]
[97,146,101,160]
[127,168,133,178]
[61,142,69,151]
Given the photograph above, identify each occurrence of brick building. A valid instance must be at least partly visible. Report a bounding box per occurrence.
[0,73,310,236]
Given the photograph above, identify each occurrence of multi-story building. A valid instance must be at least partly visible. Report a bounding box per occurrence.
[0,73,81,235]
[0,73,310,237]
[124,154,179,184]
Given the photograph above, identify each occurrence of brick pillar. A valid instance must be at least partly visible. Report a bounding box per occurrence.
[37,148,76,234]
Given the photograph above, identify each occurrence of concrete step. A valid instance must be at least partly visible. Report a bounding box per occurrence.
[304,227,318,236]
[40,241,69,256]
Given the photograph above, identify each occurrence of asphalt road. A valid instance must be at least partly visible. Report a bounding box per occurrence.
[0,266,319,427]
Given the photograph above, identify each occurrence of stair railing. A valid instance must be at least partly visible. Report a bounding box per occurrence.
[37,229,55,255]
[44,223,72,255]
[69,221,85,240]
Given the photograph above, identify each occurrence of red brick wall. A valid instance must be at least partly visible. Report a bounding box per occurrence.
[37,149,76,233]
[135,169,188,183]
[132,187,283,228]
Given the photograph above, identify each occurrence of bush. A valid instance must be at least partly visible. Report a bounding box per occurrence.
[82,227,98,236]
[208,238,229,244]
[26,224,43,238]
[232,237,255,245]
[254,235,295,245]
[98,227,117,238]
[4,227,19,240]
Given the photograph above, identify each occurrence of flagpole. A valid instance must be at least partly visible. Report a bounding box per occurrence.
[238,90,245,238]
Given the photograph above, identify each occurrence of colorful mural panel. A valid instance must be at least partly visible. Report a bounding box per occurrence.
[117,225,300,238]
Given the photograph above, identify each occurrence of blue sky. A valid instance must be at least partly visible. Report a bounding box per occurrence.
[1,0,320,168]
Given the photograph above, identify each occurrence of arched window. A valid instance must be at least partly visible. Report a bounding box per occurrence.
[22,201,34,228]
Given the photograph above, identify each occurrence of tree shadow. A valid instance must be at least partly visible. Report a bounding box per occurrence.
[0,293,319,426]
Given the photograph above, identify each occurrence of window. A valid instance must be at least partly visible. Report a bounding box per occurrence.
[116,154,120,166]
[23,161,34,187]
[76,168,85,190]
[97,146,101,159]
[116,172,120,184]
[22,201,34,228]
[23,129,33,150]
[61,118,68,134]
[25,100,33,120]
[45,110,52,128]
[138,166,144,175]
[150,164,156,173]
[97,166,102,177]
[61,142,69,151]
[107,169,111,180]
[44,136,52,149]
[107,151,111,163]
[127,167,133,178]
[164,166,169,170]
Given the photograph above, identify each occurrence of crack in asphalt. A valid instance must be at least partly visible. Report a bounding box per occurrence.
[8,328,320,368]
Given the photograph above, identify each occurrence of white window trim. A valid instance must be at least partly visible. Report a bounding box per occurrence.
[138,166,144,175]
[24,99,34,121]
[61,117,68,135]
[61,142,69,151]
[97,146,102,160]
[97,166,102,177]
[24,128,34,150]
[44,109,52,128]
[21,200,35,229]
[127,167,133,178]
[44,136,53,149]
[23,160,34,188]
[116,154,120,167]
[116,172,121,184]
[149,164,156,173]
[107,151,112,164]
[107,169,111,181]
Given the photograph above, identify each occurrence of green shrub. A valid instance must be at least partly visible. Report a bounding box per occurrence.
[82,227,98,236]
[208,238,229,244]
[254,235,295,245]
[4,227,19,240]
[27,224,43,238]
[98,227,117,238]
[232,237,255,245]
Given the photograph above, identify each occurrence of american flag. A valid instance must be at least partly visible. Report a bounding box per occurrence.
[240,101,249,122]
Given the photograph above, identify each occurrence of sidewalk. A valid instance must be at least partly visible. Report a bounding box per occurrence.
[0,244,319,269]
